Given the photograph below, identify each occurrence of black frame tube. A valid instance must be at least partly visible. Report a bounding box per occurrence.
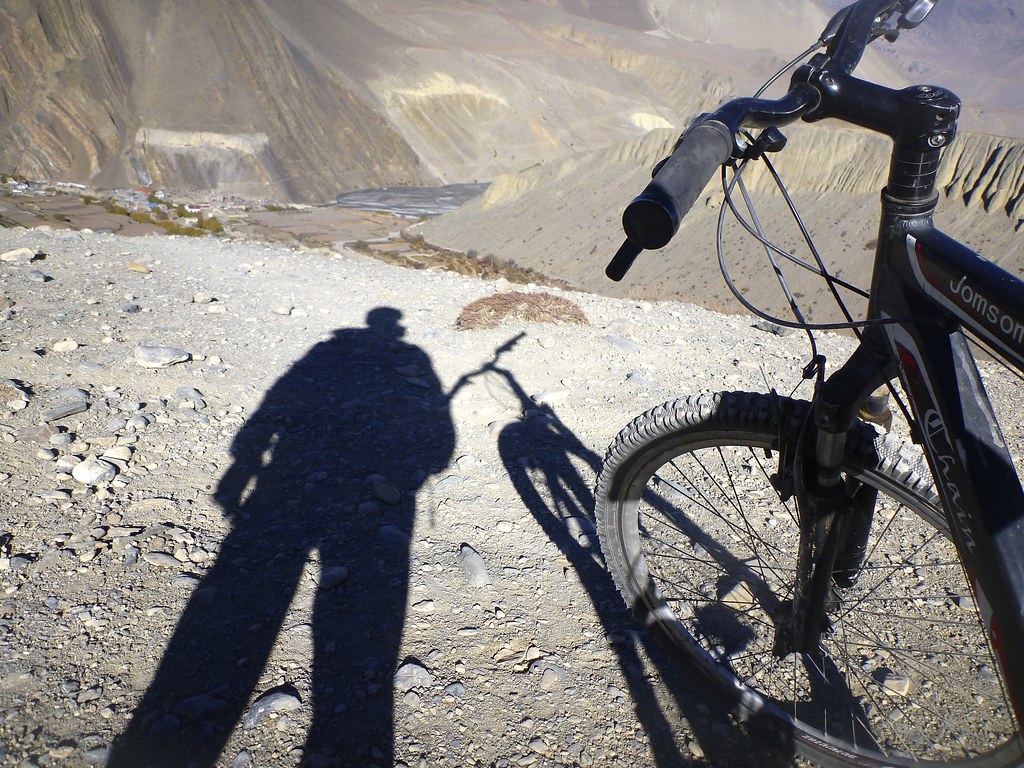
[816,193,1024,728]
[610,0,1024,724]
[707,0,1021,726]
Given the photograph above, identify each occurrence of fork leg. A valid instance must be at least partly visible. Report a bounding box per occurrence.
[780,339,896,655]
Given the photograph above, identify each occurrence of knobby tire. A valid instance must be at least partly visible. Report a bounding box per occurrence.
[595,391,1023,767]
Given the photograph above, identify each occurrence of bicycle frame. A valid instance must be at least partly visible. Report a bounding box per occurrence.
[768,6,1024,730]
[608,0,1024,745]
[806,158,1024,730]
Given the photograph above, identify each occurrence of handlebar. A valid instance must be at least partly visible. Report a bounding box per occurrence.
[607,0,942,281]
[620,119,733,252]
[617,83,821,259]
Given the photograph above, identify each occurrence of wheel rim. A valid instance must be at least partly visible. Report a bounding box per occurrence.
[618,432,1020,765]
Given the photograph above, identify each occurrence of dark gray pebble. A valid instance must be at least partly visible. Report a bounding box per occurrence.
[243,690,302,729]
[319,566,350,590]
[377,525,410,546]
[42,401,89,422]
[444,682,467,698]
[173,694,226,718]
[147,714,181,737]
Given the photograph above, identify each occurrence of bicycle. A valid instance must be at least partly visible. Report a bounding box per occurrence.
[593,1,1024,766]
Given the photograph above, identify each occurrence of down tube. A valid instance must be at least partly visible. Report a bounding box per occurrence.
[884,317,1024,729]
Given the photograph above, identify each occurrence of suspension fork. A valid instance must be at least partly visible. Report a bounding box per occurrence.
[775,337,897,655]
[787,418,878,654]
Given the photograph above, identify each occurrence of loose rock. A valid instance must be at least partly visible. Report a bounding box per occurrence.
[1,246,35,263]
[134,345,190,368]
[394,661,433,691]
[175,386,206,409]
[71,457,118,485]
[243,689,302,729]
[142,551,181,568]
[456,543,491,587]
[42,401,89,422]
[372,480,401,505]
[319,565,350,590]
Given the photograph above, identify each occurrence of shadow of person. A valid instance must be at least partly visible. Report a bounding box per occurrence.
[107,307,455,768]
[474,356,789,767]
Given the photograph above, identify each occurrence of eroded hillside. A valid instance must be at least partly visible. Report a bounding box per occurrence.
[0,0,429,201]
[1,0,1020,216]
[415,125,1024,317]
[0,0,909,204]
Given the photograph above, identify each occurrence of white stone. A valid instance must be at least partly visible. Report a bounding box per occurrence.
[532,388,570,405]
[102,446,133,462]
[71,457,118,485]
[134,345,189,368]
[0,247,34,263]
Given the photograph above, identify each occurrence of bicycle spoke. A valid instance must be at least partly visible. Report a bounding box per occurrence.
[653,461,794,581]
[835,522,947,620]
[597,393,1020,765]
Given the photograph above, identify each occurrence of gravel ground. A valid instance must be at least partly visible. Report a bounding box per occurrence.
[0,226,1016,768]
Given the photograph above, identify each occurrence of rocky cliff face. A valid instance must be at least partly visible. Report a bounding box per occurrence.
[0,0,429,201]
[941,135,1024,223]
[742,125,1024,227]
[0,1,126,183]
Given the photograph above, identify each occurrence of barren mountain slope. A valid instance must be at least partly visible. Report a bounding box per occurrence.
[415,125,1024,316]
[0,0,721,200]
[0,0,429,201]
[0,0,916,204]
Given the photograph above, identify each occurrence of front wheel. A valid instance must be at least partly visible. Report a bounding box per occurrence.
[595,391,1022,767]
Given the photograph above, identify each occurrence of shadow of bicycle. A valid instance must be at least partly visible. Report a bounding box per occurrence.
[488,360,794,767]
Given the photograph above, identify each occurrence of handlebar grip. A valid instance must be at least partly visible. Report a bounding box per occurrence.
[622,119,733,250]
[605,239,643,282]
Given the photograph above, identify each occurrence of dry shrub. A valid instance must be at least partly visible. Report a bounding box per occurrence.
[455,291,589,330]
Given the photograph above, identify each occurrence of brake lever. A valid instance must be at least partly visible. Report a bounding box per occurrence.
[898,0,936,29]
[877,0,937,42]
[739,127,788,161]
[859,0,937,45]
[819,6,853,48]
[876,17,901,43]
